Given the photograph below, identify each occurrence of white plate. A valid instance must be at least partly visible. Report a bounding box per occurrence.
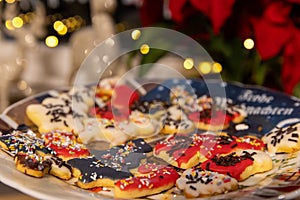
[1,79,300,200]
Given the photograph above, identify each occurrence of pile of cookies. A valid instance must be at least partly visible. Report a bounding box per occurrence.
[1,77,300,199]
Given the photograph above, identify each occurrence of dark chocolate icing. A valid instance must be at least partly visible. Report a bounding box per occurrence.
[94,138,152,172]
[67,157,132,183]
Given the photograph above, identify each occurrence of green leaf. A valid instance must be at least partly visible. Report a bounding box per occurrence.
[293,83,300,98]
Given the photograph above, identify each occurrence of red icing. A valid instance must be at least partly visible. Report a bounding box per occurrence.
[115,163,179,192]
[42,131,90,159]
[92,84,140,121]
[201,155,254,181]
[112,85,140,107]
[188,110,234,126]
[154,133,265,168]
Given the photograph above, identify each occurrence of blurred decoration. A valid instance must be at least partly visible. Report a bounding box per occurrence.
[138,0,300,96]
[69,0,119,82]
[0,0,92,111]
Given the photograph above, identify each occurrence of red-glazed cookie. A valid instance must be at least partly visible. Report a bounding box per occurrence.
[114,163,179,199]
[42,130,90,160]
[188,96,247,131]
[201,150,273,181]
[154,132,265,169]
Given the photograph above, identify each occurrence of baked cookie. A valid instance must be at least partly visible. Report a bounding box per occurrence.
[262,123,300,153]
[154,132,265,169]
[188,95,247,131]
[114,163,179,199]
[130,100,169,119]
[77,118,109,144]
[176,168,238,198]
[26,94,85,134]
[201,150,273,181]
[47,156,72,180]
[160,106,195,134]
[94,138,152,172]
[0,130,55,156]
[118,110,162,138]
[96,77,119,97]
[41,130,90,160]
[98,118,131,146]
[67,156,132,189]
[169,85,199,113]
[68,86,95,113]
[15,152,51,178]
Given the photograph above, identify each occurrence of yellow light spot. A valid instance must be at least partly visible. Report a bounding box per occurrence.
[244,38,254,50]
[183,58,194,70]
[198,62,212,74]
[212,62,222,73]
[12,17,23,28]
[53,21,63,30]
[45,36,59,48]
[58,25,68,35]
[5,20,14,30]
[53,21,68,35]
[18,80,28,91]
[131,30,141,40]
[140,44,150,54]
[6,0,15,3]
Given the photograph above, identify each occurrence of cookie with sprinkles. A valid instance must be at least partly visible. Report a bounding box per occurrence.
[67,157,132,189]
[201,150,273,181]
[262,122,300,153]
[114,163,179,199]
[160,106,195,134]
[93,138,152,172]
[0,130,55,157]
[188,95,247,131]
[176,168,238,198]
[154,132,265,169]
[14,152,52,178]
[41,130,90,161]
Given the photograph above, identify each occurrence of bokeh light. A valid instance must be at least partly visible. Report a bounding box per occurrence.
[140,44,150,54]
[5,20,14,30]
[244,38,255,50]
[131,30,141,40]
[183,58,194,70]
[12,17,24,28]
[198,62,212,74]
[45,36,59,48]
[212,62,222,73]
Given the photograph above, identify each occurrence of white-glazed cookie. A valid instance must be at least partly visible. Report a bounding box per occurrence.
[169,85,199,112]
[160,106,195,134]
[176,169,238,198]
[118,110,161,138]
[77,118,109,144]
[98,118,131,146]
[26,95,85,134]
[262,123,300,153]
[68,86,95,113]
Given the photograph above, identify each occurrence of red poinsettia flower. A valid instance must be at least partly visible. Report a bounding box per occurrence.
[169,0,236,34]
[251,0,300,93]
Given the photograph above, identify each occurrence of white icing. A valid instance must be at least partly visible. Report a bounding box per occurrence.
[176,169,238,197]
[263,123,300,153]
